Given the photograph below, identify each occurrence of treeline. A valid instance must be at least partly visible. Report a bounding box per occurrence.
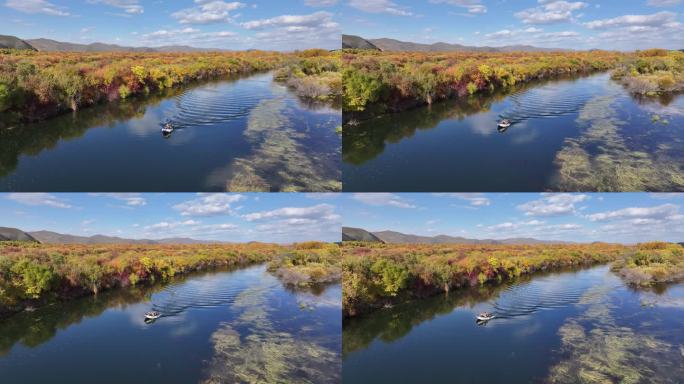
[342,50,625,115]
[611,241,684,286]
[0,241,338,318]
[0,49,338,123]
[611,49,684,95]
[342,242,631,317]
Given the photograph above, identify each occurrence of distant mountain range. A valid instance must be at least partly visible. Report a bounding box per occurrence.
[342,34,568,53]
[0,34,223,53]
[0,227,221,244]
[342,227,572,245]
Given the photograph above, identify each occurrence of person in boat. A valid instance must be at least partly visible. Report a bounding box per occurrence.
[477,312,494,320]
[498,119,511,128]
[163,122,173,130]
[145,311,161,319]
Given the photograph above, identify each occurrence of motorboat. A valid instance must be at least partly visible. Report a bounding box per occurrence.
[161,122,174,135]
[476,312,495,322]
[498,119,511,129]
[145,311,161,320]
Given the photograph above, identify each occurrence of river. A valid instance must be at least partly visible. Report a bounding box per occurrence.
[0,72,341,192]
[342,265,684,383]
[342,73,684,192]
[0,265,341,383]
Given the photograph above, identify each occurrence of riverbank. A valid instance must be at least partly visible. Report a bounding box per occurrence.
[611,49,684,96]
[611,242,684,286]
[342,242,632,318]
[0,49,340,125]
[342,50,626,121]
[0,241,340,319]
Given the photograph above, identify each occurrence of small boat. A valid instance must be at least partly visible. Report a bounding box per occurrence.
[161,122,174,134]
[145,311,161,320]
[476,312,495,322]
[498,119,511,129]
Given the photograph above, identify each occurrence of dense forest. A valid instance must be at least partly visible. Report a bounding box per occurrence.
[0,49,340,123]
[0,241,340,318]
[341,242,684,317]
[342,49,684,118]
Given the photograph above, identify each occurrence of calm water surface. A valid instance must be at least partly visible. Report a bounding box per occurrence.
[0,265,341,383]
[343,266,684,383]
[0,73,341,192]
[343,73,684,191]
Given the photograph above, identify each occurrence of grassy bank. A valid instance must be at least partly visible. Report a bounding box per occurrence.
[342,50,625,117]
[611,49,684,96]
[274,49,342,102]
[0,241,339,318]
[342,242,631,318]
[267,241,342,286]
[611,242,684,286]
[0,49,339,124]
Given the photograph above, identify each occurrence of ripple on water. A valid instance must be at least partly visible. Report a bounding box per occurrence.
[499,78,616,125]
[163,79,274,129]
[490,270,620,319]
[148,269,278,319]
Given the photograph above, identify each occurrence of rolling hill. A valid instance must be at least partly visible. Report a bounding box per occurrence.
[342,34,566,53]
[25,38,211,53]
[345,228,571,245]
[342,227,385,242]
[27,230,221,244]
[0,35,36,50]
[342,35,380,50]
[0,227,39,242]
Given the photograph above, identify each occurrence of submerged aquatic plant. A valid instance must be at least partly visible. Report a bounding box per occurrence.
[548,282,684,384]
[554,96,684,191]
[227,98,341,192]
[202,284,340,384]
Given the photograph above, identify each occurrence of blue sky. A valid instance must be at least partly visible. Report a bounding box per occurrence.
[1,0,341,50]
[342,193,684,243]
[341,0,684,50]
[0,193,342,243]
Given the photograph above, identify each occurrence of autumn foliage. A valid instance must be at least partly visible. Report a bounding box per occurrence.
[341,50,626,114]
[0,49,340,122]
[0,241,339,317]
[342,242,633,317]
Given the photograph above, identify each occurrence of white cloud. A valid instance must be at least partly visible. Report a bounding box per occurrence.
[243,204,338,221]
[172,1,245,24]
[144,220,201,230]
[584,11,676,29]
[429,0,486,14]
[432,193,490,207]
[352,193,417,209]
[515,1,587,24]
[304,0,339,6]
[173,194,245,216]
[87,0,143,14]
[241,11,333,29]
[5,0,69,16]
[517,193,589,216]
[587,204,680,222]
[647,0,682,6]
[90,193,147,207]
[7,193,72,208]
[348,0,413,16]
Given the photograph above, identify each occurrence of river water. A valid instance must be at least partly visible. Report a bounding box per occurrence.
[342,265,684,383]
[0,265,341,383]
[0,72,341,192]
[343,73,684,192]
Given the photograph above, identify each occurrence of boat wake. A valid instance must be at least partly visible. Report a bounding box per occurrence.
[489,272,617,320]
[498,80,614,125]
[162,78,274,129]
[148,270,278,318]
